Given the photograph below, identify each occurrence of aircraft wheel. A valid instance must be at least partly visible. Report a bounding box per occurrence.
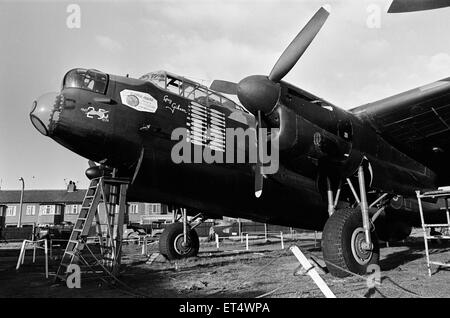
[322,208,380,277]
[159,222,199,260]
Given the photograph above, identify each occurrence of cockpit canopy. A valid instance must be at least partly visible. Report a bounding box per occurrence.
[139,71,245,111]
[63,68,108,94]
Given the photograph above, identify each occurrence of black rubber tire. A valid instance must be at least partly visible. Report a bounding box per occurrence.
[159,222,199,260]
[322,208,380,278]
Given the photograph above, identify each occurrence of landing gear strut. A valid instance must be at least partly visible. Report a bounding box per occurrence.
[159,208,204,260]
[322,163,383,277]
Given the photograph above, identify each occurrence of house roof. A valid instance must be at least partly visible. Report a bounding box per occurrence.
[0,189,87,204]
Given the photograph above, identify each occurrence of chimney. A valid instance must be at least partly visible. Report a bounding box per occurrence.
[67,181,77,192]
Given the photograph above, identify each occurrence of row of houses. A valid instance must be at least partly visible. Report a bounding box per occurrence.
[0,182,172,228]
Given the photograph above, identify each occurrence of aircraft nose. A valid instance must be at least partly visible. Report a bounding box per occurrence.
[30,92,60,136]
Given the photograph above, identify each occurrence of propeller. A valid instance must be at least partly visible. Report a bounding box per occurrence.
[88,160,97,168]
[209,6,330,197]
[210,6,330,96]
[268,6,329,83]
[388,0,450,13]
[210,80,238,95]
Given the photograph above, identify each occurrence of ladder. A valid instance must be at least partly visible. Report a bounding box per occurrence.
[416,188,450,276]
[55,176,129,282]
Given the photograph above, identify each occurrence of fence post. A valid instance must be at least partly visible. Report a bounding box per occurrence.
[215,233,219,249]
[264,223,268,242]
[246,234,249,251]
[141,236,147,255]
[33,242,37,264]
[281,231,284,249]
[44,239,48,279]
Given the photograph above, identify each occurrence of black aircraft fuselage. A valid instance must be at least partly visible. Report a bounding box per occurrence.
[30,68,439,231]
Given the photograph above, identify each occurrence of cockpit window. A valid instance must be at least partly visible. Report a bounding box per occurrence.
[63,69,108,94]
[140,71,246,112]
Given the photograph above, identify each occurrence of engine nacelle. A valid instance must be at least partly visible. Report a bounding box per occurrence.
[267,103,362,177]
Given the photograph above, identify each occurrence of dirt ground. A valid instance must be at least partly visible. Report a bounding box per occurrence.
[1,230,450,298]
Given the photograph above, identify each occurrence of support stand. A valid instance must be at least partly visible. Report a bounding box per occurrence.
[16,239,48,278]
[55,175,129,281]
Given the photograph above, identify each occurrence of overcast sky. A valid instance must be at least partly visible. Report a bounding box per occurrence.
[0,0,449,190]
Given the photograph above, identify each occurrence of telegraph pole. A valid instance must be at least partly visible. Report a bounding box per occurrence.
[17,177,24,228]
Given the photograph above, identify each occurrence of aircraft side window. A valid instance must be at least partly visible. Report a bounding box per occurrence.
[208,93,222,107]
[194,87,208,106]
[148,73,166,89]
[166,76,183,96]
[182,83,197,100]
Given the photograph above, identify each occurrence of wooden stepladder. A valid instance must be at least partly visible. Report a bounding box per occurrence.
[55,176,129,282]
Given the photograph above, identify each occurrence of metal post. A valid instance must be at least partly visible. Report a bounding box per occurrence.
[33,243,36,264]
[280,231,284,249]
[416,191,432,276]
[173,207,177,223]
[326,177,335,216]
[238,218,242,240]
[445,198,450,234]
[141,236,147,255]
[114,183,128,276]
[17,177,24,228]
[264,223,268,242]
[44,239,48,279]
[215,233,219,249]
[246,233,249,251]
[358,166,372,250]
[183,208,187,245]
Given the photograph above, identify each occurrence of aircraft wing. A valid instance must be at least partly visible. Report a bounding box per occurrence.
[350,78,450,181]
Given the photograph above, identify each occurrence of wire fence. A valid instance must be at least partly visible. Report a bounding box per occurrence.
[210,230,321,253]
[8,229,441,299]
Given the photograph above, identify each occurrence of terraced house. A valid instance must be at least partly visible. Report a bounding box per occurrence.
[0,182,171,229]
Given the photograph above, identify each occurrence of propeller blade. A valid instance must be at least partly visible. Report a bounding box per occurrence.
[388,0,450,13]
[255,110,264,198]
[210,80,238,95]
[88,160,97,167]
[268,6,330,83]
